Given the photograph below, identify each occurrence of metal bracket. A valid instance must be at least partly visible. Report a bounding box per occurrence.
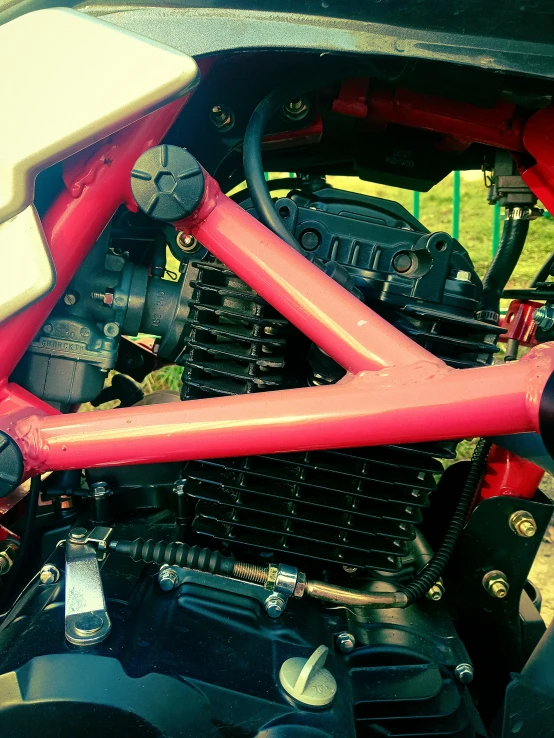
[64,526,113,647]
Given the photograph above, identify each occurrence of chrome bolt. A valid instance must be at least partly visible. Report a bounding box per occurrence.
[264,593,287,618]
[455,663,474,684]
[454,270,472,282]
[43,323,53,334]
[533,305,554,331]
[158,566,180,592]
[0,544,17,576]
[336,631,356,654]
[63,291,78,306]
[483,570,510,599]
[509,510,538,538]
[426,579,445,601]
[39,564,61,585]
[69,527,88,542]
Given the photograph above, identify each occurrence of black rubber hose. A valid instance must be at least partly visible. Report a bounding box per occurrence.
[479,216,530,323]
[0,475,41,611]
[112,538,236,576]
[243,88,304,249]
[243,64,387,249]
[401,439,492,605]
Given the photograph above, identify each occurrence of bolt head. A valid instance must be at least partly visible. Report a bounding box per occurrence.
[69,527,88,542]
[483,570,510,599]
[39,564,60,585]
[43,323,53,334]
[336,632,356,653]
[63,292,78,306]
[454,270,472,282]
[342,565,358,575]
[509,510,537,538]
[104,322,119,338]
[455,663,474,684]
[265,593,287,618]
[158,567,179,592]
[427,585,443,601]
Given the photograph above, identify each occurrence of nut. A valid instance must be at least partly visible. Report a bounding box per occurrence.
[483,570,509,599]
[264,593,287,618]
[533,304,554,331]
[336,632,356,654]
[210,104,234,131]
[177,232,199,253]
[282,98,309,120]
[426,580,445,601]
[454,663,474,684]
[509,510,537,538]
[39,564,60,585]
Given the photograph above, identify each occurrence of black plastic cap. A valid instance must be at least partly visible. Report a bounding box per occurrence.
[0,431,23,498]
[131,145,204,222]
[539,371,554,459]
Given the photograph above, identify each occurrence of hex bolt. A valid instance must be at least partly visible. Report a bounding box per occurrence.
[426,580,445,601]
[63,291,78,306]
[158,565,180,592]
[336,632,356,654]
[264,593,287,618]
[454,663,474,684]
[483,570,510,599]
[39,564,61,585]
[533,304,554,331]
[509,510,537,538]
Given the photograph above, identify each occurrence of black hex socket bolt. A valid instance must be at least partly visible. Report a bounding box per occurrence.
[130,145,205,222]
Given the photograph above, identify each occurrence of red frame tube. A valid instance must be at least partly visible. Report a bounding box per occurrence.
[1,90,554,486]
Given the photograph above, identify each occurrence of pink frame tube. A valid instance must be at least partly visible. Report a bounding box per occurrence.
[1,104,554,480]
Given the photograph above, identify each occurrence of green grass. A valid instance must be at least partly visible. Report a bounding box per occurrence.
[96,173,554,464]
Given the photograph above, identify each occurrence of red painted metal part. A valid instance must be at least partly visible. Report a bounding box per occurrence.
[499,300,540,347]
[366,87,526,151]
[332,79,370,118]
[178,174,435,374]
[0,86,554,493]
[480,444,545,501]
[13,342,554,473]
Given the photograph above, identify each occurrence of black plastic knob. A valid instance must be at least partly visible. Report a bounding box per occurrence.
[131,145,204,222]
[0,431,23,498]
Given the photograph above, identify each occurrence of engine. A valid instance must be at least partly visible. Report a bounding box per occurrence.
[1,182,505,737]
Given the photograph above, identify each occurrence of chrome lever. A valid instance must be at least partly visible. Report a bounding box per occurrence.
[64,526,113,647]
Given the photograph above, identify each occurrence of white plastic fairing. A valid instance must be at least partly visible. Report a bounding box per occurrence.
[0,7,199,323]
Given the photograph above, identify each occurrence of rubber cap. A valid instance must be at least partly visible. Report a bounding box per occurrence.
[131,145,204,222]
[0,431,23,498]
[279,645,337,707]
